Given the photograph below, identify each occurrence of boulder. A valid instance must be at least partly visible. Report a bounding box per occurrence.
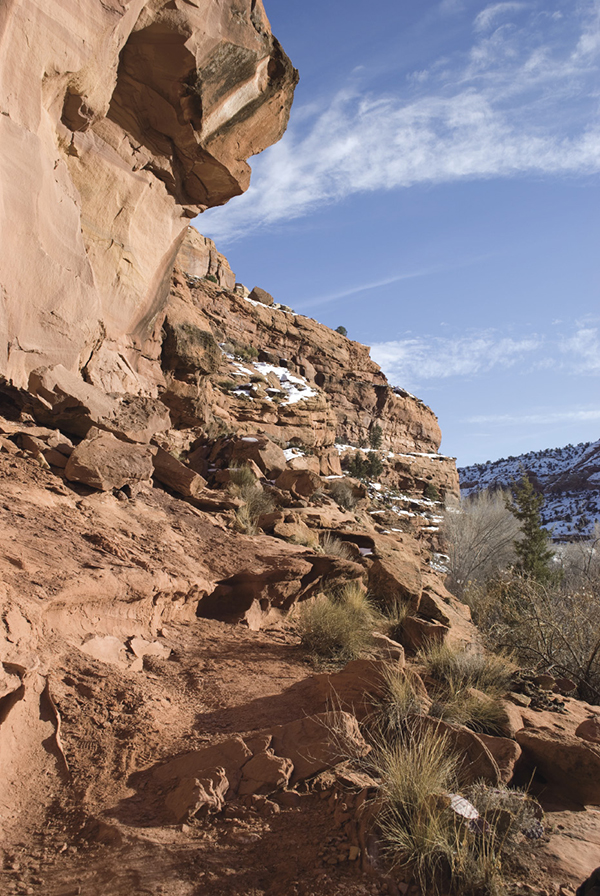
[153,736,252,794]
[576,716,600,745]
[220,435,288,479]
[249,287,275,306]
[164,770,229,823]
[516,728,600,805]
[268,712,370,785]
[151,446,207,498]
[367,551,422,612]
[401,616,449,652]
[65,430,155,491]
[28,366,171,442]
[275,469,322,498]
[238,751,294,796]
[477,733,522,782]
[417,716,500,785]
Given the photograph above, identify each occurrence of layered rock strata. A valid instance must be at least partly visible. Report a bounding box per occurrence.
[0,0,297,392]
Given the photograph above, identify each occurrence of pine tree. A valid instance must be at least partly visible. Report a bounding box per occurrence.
[505,473,555,583]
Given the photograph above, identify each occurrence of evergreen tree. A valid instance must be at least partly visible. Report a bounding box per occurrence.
[368,423,383,450]
[505,473,555,583]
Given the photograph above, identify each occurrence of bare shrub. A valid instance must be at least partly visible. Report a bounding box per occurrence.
[229,465,275,535]
[297,583,378,663]
[444,489,520,597]
[328,479,356,510]
[469,573,600,703]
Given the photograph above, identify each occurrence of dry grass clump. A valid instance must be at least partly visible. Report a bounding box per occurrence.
[419,643,515,697]
[382,600,410,643]
[371,665,428,740]
[228,465,275,535]
[297,583,378,663]
[320,532,354,559]
[328,479,357,510]
[417,644,514,736]
[429,686,507,736]
[374,724,505,895]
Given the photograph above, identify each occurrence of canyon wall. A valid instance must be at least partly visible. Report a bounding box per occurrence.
[0,0,297,392]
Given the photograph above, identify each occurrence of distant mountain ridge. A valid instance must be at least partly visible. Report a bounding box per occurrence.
[459,439,600,539]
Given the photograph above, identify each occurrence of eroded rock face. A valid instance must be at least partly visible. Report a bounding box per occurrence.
[0,0,297,391]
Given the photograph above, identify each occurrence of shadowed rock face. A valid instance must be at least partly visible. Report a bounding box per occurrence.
[0,0,297,391]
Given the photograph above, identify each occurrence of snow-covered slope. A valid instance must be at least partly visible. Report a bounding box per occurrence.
[459,439,600,539]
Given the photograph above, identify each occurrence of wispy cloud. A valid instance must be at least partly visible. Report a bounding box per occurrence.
[369,325,600,392]
[200,1,600,242]
[467,408,600,425]
[370,332,541,388]
[474,3,527,33]
[561,327,600,373]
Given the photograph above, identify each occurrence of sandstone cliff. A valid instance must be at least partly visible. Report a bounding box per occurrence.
[0,0,297,392]
[0,4,598,895]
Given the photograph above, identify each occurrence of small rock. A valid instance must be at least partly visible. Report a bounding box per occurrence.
[509,692,532,707]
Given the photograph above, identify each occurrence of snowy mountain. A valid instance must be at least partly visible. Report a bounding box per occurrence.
[459,439,600,540]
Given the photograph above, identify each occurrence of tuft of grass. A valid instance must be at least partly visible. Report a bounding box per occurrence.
[228,465,275,534]
[371,665,428,741]
[419,644,515,697]
[320,532,354,559]
[373,723,507,895]
[382,600,410,643]
[297,583,378,663]
[429,686,508,736]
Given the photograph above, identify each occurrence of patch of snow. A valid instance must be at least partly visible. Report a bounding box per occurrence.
[359,548,374,556]
[241,437,259,443]
[422,526,440,532]
[284,447,305,460]
[369,511,386,515]
[253,363,317,406]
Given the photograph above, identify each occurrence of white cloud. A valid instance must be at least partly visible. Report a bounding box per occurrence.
[367,324,600,391]
[370,333,541,386]
[474,3,527,33]
[200,1,600,243]
[561,327,600,372]
[467,408,600,425]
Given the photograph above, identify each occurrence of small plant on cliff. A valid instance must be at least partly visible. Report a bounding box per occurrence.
[425,482,441,502]
[369,423,383,450]
[297,583,377,663]
[328,479,357,510]
[228,465,275,535]
[346,451,384,482]
[204,273,218,284]
[335,325,348,337]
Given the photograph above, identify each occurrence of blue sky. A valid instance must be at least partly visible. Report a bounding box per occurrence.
[196,0,600,466]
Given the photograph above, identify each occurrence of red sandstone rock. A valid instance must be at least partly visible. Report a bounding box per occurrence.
[65,430,155,491]
[0,0,297,393]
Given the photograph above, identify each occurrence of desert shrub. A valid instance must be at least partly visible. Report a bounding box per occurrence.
[320,533,354,559]
[204,273,218,283]
[228,465,275,535]
[417,644,514,735]
[335,325,348,337]
[345,451,384,482]
[429,685,507,736]
[328,479,357,510]
[419,643,514,697]
[297,583,377,663]
[371,665,428,740]
[425,483,441,502]
[374,724,506,896]
[468,573,600,704]
[443,489,520,597]
[234,343,259,362]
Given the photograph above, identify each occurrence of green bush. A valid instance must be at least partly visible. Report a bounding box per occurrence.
[335,325,348,337]
[204,273,218,283]
[369,423,383,450]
